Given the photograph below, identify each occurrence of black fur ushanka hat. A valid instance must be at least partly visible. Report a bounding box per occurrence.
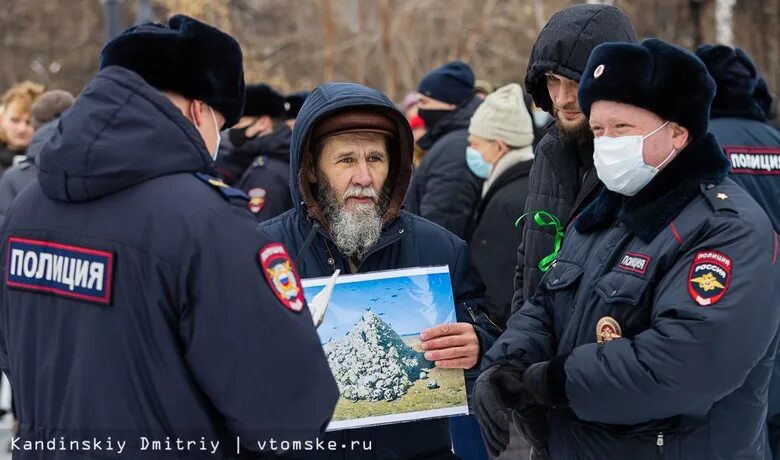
[579,38,716,139]
[99,15,245,128]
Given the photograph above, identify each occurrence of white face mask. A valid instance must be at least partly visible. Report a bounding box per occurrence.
[593,121,675,196]
[207,106,221,162]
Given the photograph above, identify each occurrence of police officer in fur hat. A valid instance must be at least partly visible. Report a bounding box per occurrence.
[216,83,288,185]
[284,91,309,130]
[474,38,779,459]
[231,85,297,222]
[0,15,337,458]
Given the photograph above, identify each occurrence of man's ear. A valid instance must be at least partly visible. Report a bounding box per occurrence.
[190,100,204,128]
[670,122,690,150]
[495,138,510,156]
[305,153,318,183]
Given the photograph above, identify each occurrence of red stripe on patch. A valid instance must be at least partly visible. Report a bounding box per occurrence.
[617,252,651,275]
[9,237,113,258]
[5,237,114,305]
[669,223,683,245]
[688,250,732,306]
[725,146,780,176]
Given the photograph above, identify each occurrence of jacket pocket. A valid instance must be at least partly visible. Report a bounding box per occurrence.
[567,413,682,460]
[542,260,585,338]
[592,271,653,338]
[543,259,584,291]
[593,271,650,305]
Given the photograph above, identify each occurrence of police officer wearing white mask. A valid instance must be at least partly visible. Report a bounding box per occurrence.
[474,38,780,460]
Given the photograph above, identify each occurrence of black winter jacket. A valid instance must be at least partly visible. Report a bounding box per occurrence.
[513,4,637,309]
[404,97,482,239]
[466,153,533,330]
[236,124,294,222]
[512,123,600,311]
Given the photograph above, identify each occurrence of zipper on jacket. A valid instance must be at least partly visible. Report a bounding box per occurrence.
[465,306,478,322]
[466,304,503,334]
[656,432,664,459]
[354,226,408,272]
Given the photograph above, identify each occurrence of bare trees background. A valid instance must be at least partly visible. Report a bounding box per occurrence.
[1,0,778,122]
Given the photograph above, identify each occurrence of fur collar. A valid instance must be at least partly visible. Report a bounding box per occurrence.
[575,133,730,242]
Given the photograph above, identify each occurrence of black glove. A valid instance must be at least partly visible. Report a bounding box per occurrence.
[520,354,570,407]
[473,364,525,457]
[511,402,550,455]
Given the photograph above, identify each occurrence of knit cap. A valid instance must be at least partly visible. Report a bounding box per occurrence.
[469,83,534,147]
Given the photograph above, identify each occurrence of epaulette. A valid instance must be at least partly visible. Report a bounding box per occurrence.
[700,181,738,215]
[18,159,34,171]
[195,173,248,202]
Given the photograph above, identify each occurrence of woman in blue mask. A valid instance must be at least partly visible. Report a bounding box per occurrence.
[465,82,535,329]
[458,81,536,460]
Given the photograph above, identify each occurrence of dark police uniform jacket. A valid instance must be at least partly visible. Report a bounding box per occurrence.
[484,134,780,459]
[236,124,294,223]
[261,82,501,459]
[0,66,338,459]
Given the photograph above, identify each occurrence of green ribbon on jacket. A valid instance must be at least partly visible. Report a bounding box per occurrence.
[515,211,565,273]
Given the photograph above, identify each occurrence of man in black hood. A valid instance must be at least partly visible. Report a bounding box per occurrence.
[512,4,638,311]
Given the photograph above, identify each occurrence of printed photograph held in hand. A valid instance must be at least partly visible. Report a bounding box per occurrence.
[301,266,468,431]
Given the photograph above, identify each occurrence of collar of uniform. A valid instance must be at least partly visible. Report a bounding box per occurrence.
[575,133,730,242]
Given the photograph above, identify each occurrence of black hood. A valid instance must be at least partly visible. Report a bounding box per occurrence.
[417,97,481,151]
[38,66,214,202]
[696,45,774,122]
[525,4,637,113]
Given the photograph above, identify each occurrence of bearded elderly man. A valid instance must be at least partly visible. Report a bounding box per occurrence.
[475,39,780,460]
[260,82,500,459]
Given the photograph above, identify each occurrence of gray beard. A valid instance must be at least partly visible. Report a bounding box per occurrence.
[317,181,387,261]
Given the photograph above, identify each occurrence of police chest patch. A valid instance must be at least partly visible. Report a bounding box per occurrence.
[616,252,651,275]
[247,188,267,214]
[5,237,114,305]
[259,243,304,312]
[726,146,780,175]
[688,250,732,306]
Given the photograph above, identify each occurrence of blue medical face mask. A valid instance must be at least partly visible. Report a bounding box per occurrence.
[466,146,492,179]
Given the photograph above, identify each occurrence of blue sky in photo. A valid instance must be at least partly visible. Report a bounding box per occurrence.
[304,270,456,344]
